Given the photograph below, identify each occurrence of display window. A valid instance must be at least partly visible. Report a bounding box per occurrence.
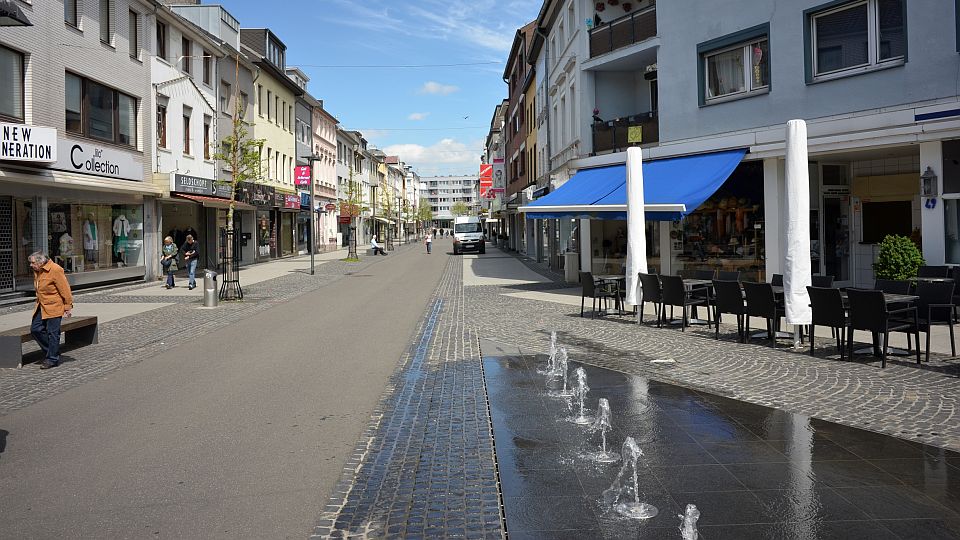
[590,220,660,275]
[15,200,144,277]
[668,163,765,281]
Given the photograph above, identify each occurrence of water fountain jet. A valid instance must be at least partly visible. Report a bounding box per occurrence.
[589,398,619,462]
[570,367,592,425]
[601,437,658,519]
[678,504,700,540]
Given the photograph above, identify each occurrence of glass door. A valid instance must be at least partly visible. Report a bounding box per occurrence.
[822,196,852,286]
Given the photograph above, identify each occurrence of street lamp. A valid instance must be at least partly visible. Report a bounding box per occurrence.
[301,153,321,275]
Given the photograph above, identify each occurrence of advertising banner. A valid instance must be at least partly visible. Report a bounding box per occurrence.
[479,163,492,197]
[294,165,311,187]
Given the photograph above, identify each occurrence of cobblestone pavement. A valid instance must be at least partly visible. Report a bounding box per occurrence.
[0,251,402,416]
[311,255,505,539]
[466,252,960,453]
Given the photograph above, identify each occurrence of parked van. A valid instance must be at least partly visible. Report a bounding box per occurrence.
[453,216,485,255]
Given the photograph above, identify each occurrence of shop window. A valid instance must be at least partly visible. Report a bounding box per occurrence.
[65,72,138,147]
[807,0,905,82]
[156,21,167,61]
[0,45,24,121]
[129,10,139,59]
[15,201,144,278]
[861,200,911,243]
[698,25,769,105]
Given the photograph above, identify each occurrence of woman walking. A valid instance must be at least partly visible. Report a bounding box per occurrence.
[425,231,433,254]
[161,236,179,289]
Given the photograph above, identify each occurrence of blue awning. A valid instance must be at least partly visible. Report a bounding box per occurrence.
[519,149,747,220]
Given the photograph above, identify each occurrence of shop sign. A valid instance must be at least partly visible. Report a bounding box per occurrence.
[238,182,275,206]
[0,122,57,163]
[300,192,311,207]
[51,136,143,181]
[338,215,352,224]
[492,157,505,196]
[325,203,337,211]
[822,185,850,196]
[284,194,300,209]
[479,163,492,197]
[294,165,311,187]
[173,174,232,198]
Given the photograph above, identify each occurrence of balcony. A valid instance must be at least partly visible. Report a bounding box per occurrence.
[591,112,659,155]
[589,5,657,58]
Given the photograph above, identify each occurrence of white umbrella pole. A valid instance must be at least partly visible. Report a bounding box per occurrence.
[784,119,813,349]
[625,147,647,323]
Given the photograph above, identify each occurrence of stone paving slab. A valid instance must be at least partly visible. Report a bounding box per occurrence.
[468,251,960,452]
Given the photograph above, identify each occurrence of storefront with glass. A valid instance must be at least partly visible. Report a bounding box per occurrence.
[237,182,276,262]
[276,192,299,257]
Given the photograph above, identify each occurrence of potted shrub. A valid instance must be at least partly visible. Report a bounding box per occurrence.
[873,234,924,280]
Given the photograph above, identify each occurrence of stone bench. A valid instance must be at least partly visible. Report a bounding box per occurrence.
[0,315,99,368]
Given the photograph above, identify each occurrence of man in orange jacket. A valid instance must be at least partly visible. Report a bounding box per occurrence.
[29,251,73,369]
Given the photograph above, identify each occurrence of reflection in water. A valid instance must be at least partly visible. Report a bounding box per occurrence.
[786,414,815,537]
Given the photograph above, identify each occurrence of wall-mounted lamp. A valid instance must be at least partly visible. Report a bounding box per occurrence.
[920,166,938,198]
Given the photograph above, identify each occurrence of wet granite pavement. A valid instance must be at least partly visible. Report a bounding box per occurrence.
[484,348,960,539]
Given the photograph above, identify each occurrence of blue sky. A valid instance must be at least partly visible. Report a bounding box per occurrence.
[220,0,540,176]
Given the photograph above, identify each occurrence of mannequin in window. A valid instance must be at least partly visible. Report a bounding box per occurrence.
[113,214,131,267]
[83,213,98,269]
[59,232,75,272]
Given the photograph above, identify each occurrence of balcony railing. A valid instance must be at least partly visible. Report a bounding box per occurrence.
[589,5,657,58]
[591,112,659,155]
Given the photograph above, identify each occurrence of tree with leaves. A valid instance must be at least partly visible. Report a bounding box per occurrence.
[451,201,470,217]
[339,163,368,260]
[417,200,434,236]
[378,185,398,249]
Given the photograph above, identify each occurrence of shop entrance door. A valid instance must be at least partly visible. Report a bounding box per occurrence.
[822,196,852,286]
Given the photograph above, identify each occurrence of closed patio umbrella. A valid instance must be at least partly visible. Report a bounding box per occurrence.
[784,119,812,341]
[625,147,648,321]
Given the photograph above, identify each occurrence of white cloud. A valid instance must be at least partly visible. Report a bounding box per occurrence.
[384,138,482,174]
[408,112,431,121]
[418,81,460,96]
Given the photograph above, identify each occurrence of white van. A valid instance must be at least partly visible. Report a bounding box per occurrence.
[453,216,485,255]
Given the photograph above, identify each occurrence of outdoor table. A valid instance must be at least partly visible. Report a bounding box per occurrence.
[594,275,625,315]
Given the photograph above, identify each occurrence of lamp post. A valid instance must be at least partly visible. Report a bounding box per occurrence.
[301,153,321,275]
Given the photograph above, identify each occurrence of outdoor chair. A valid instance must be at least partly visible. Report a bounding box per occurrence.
[717,271,741,281]
[771,274,784,287]
[918,265,951,278]
[807,286,849,360]
[743,281,787,347]
[811,275,835,288]
[660,275,710,331]
[912,281,957,363]
[637,273,663,327]
[579,271,618,319]
[712,280,747,342]
[690,270,715,319]
[952,267,960,321]
[846,288,920,368]
[875,279,912,295]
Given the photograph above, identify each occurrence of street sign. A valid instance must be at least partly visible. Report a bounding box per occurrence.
[324,203,336,211]
[294,165,311,187]
[338,215,351,224]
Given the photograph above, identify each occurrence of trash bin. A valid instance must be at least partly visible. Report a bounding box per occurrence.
[564,252,580,284]
[203,269,218,308]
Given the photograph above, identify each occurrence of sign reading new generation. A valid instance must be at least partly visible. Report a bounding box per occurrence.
[0,122,57,162]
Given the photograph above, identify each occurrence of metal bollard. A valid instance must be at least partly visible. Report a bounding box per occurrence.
[203,270,218,308]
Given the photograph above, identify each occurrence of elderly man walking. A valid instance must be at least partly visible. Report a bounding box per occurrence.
[29,251,73,369]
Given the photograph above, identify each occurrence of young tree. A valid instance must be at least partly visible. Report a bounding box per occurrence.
[450,201,470,217]
[417,200,433,237]
[378,186,397,249]
[339,163,368,260]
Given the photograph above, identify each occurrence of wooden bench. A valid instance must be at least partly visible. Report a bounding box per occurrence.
[0,315,99,368]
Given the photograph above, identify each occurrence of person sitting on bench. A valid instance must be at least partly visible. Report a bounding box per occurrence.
[371,236,387,256]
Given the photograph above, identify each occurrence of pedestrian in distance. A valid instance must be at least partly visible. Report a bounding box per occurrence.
[161,236,179,289]
[371,235,387,256]
[28,251,73,369]
[425,232,432,254]
[181,234,200,290]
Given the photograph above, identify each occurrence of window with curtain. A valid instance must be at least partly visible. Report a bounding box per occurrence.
[66,73,82,133]
[704,38,768,101]
[65,72,138,147]
[811,0,904,79]
[118,94,136,146]
[0,46,24,121]
[157,104,167,148]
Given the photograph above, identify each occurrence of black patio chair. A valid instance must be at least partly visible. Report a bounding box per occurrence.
[660,274,710,331]
[811,275,835,288]
[717,270,741,281]
[713,279,746,342]
[743,281,786,347]
[637,272,663,327]
[771,274,784,287]
[846,288,920,368]
[580,271,617,319]
[807,286,849,360]
[952,266,960,322]
[913,281,957,363]
[918,265,951,278]
[690,270,715,318]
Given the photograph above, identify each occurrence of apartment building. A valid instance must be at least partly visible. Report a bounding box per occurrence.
[240,28,302,260]
[423,175,478,228]
[0,0,158,291]
[521,0,960,286]
[310,99,339,251]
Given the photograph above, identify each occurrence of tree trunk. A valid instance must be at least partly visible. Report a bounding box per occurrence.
[348,220,358,259]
